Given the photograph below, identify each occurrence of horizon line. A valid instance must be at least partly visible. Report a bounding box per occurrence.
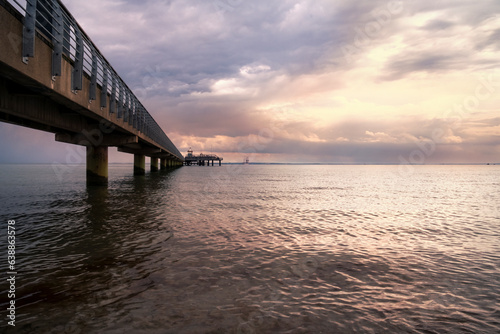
[0,162,498,166]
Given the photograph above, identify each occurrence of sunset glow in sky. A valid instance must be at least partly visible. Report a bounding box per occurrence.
[1,0,499,163]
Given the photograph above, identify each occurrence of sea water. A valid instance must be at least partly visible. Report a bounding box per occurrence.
[0,164,499,333]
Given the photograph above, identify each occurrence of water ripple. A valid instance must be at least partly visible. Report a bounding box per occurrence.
[0,165,499,333]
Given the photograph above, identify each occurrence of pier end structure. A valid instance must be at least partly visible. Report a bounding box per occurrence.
[184,149,223,166]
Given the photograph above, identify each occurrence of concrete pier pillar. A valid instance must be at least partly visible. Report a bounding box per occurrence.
[160,158,167,170]
[219,160,221,166]
[134,154,146,175]
[151,157,159,172]
[87,146,108,186]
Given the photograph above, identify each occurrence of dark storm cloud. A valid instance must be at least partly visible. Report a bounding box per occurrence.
[475,28,500,52]
[420,19,455,31]
[62,0,410,97]
[1,0,499,163]
[380,2,500,81]
[59,0,499,96]
[382,54,466,80]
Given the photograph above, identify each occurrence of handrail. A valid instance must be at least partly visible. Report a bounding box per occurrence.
[2,0,183,160]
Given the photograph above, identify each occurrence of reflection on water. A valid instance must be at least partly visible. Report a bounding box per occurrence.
[0,164,499,333]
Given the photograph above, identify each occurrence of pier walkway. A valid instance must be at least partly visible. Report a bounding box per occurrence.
[0,0,184,185]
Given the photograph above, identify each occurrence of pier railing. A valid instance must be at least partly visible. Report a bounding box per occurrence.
[3,0,182,159]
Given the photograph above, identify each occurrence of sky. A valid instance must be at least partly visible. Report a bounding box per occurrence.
[1,0,499,163]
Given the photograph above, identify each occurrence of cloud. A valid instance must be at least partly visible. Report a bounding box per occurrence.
[379,5,500,81]
[1,0,499,163]
[420,19,455,31]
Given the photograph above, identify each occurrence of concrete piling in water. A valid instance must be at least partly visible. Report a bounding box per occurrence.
[151,157,159,172]
[87,146,108,186]
[0,2,184,186]
[134,154,146,175]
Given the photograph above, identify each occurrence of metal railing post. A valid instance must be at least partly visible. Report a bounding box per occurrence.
[4,0,183,160]
[136,105,142,131]
[140,109,145,133]
[128,94,133,125]
[72,27,83,91]
[132,100,138,128]
[23,0,37,63]
[123,91,129,122]
[117,85,123,118]
[129,98,135,126]
[101,67,108,108]
[51,0,63,77]
[89,48,98,100]
[109,76,116,114]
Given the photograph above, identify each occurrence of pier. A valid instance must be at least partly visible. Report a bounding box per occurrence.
[0,0,184,185]
[184,149,223,166]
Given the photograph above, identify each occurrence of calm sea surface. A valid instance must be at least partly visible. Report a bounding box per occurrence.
[0,164,499,333]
